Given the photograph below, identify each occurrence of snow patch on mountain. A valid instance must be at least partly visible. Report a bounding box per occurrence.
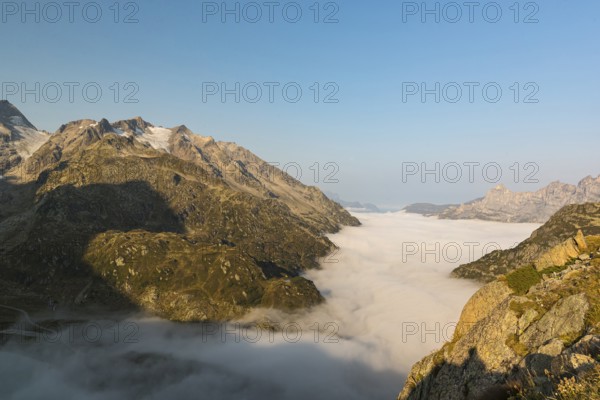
[139,127,173,151]
[9,116,27,126]
[12,126,50,159]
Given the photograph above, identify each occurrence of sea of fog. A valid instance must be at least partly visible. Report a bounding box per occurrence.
[0,212,539,400]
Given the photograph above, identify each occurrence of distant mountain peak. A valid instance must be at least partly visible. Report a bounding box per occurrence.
[457,177,599,223]
[56,119,97,134]
[172,124,191,134]
[579,175,600,186]
[0,100,37,130]
[112,117,154,135]
[97,118,114,134]
[0,101,49,171]
[405,175,600,223]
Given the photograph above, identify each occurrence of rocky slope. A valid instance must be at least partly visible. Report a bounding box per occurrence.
[0,102,359,322]
[404,177,600,223]
[452,203,600,282]
[398,208,600,400]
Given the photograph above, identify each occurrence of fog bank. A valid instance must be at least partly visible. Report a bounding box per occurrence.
[0,212,539,399]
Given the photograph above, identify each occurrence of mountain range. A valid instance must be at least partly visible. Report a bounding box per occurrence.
[0,101,359,323]
[403,177,600,223]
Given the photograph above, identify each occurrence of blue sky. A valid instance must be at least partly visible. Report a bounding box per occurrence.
[1,0,599,207]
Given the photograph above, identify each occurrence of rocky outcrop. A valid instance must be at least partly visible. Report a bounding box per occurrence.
[452,203,600,282]
[0,102,359,322]
[398,231,600,400]
[454,281,513,337]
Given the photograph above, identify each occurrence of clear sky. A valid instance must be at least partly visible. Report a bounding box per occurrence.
[1,0,599,207]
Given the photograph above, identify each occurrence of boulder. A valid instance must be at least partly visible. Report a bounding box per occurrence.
[521,293,589,348]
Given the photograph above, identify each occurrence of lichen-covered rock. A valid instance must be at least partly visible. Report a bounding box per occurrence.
[520,293,588,348]
[455,281,512,337]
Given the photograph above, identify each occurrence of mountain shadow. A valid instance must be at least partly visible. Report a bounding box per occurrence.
[0,177,186,329]
[0,162,330,325]
[399,341,600,400]
[400,348,526,400]
[399,348,551,400]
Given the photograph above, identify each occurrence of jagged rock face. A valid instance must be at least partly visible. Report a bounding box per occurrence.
[0,100,50,173]
[399,234,600,400]
[0,102,359,321]
[453,203,600,282]
[439,178,600,223]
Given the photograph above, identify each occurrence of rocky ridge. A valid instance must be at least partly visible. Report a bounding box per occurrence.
[403,177,600,223]
[452,203,600,282]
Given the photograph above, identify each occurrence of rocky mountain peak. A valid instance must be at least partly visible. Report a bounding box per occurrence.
[56,119,97,134]
[172,125,191,135]
[579,175,600,187]
[435,176,600,223]
[111,116,154,135]
[0,101,49,172]
[97,118,115,134]
[0,100,37,130]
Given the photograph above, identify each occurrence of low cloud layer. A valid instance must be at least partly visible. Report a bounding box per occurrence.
[0,212,538,399]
